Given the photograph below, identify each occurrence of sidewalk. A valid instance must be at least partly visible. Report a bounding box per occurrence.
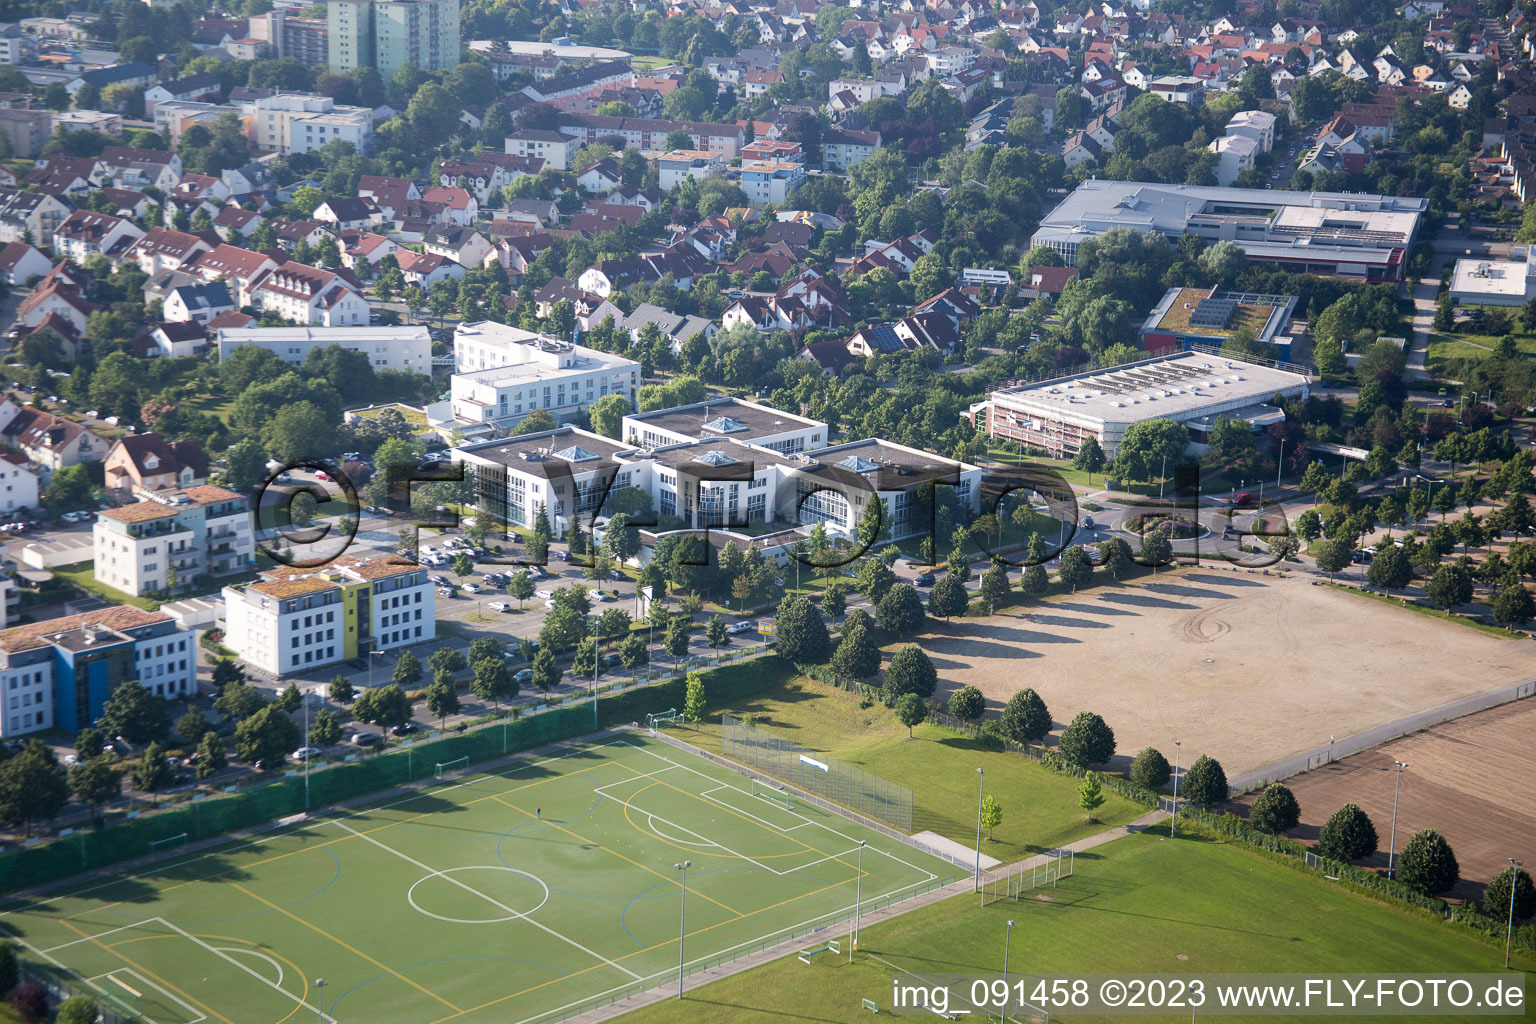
[559,809,1169,1024]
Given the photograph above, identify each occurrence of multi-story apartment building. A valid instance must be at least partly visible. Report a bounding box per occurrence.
[245,261,370,326]
[215,325,431,375]
[740,159,805,205]
[93,485,254,598]
[555,114,744,158]
[249,9,330,66]
[450,322,640,432]
[222,555,435,677]
[503,130,581,171]
[0,606,197,737]
[242,93,374,156]
[328,0,459,78]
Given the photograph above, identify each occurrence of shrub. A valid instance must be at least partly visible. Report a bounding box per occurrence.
[947,685,985,721]
[1180,754,1228,807]
[1249,783,1301,835]
[1000,688,1051,743]
[1128,747,1170,789]
[1395,829,1460,896]
[8,982,47,1024]
[1058,711,1115,767]
[1318,802,1378,862]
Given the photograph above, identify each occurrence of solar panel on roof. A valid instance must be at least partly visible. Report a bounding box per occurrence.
[1189,297,1238,329]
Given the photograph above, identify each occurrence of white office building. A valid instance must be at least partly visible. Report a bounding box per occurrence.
[93,485,254,597]
[449,321,640,432]
[243,93,374,156]
[969,351,1310,459]
[222,554,435,678]
[216,325,432,375]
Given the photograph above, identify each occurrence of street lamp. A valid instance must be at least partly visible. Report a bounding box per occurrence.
[674,861,691,999]
[974,768,985,892]
[1170,740,1181,838]
[591,611,600,730]
[303,689,310,810]
[1276,438,1286,489]
[1387,760,1409,879]
[851,839,866,962]
[1506,858,1524,969]
[315,978,325,1024]
[1000,919,1015,1024]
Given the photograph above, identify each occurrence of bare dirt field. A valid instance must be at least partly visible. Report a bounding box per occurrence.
[915,570,1536,778]
[1227,700,1536,899]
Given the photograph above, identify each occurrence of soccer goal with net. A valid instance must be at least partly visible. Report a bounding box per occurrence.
[435,756,470,778]
[982,849,1074,905]
[645,708,682,731]
[751,778,792,810]
[148,833,187,857]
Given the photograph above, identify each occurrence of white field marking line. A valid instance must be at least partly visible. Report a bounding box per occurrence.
[88,967,208,1024]
[157,918,334,1023]
[698,784,815,831]
[327,819,643,981]
[644,813,720,849]
[590,764,678,794]
[215,947,284,989]
[618,742,940,881]
[0,735,640,914]
[506,873,956,1024]
[601,788,791,876]
[42,919,162,954]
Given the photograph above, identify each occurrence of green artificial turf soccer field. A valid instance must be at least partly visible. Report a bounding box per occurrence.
[621,828,1536,1024]
[0,734,956,1024]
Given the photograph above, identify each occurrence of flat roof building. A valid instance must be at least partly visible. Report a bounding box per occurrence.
[970,352,1310,459]
[216,325,431,375]
[1031,180,1425,282]
[222,554,434,678]
[621,398,827,455]
[1139,287,1299,357]
[450,321,640,433]
[1448,253,1536,307]
[0,606,195,736]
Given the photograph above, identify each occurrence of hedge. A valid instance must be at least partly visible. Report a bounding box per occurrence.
[0,656,794,896]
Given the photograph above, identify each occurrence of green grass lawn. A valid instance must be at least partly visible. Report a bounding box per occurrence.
[50,561,159,611]
[684,677,1142,859]
[622,829,1534,1024]
[0,734,954,1024]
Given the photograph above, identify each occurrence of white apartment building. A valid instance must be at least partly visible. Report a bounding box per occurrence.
[222,555,435,677]
[216,325,431,375]
[450,322,641,431]
[503,130,581,171]
[740,160,806,206]
[93,485,254,597]
[243,93,374,156]
[1225,110,1276,152]
[0,453,39,516]
[0,606,196,737]
[1209,134,1259,186]
[658,150,725,191]
[245,261,370,326]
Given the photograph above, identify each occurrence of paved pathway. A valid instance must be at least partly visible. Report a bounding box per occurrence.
[559,809,1168,1024]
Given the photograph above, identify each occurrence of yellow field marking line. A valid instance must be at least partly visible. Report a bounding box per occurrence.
[64,760,602,922]
[424,866,862,1024]
[55,917,237,1024]
[327,819,643,981]
[110,931,315,1024]
[488,793,744,918]
[230,882,462,1013]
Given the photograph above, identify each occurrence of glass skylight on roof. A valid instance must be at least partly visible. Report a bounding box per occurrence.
[553,446,600,462]
[703,416,748,433]
[838,455,880,472]
[695,450,737,466]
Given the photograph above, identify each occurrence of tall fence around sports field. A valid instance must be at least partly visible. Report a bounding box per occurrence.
[0,658,792,897]
[720,715,913,832]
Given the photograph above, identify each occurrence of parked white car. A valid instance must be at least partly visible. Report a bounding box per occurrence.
[488,601,512,613]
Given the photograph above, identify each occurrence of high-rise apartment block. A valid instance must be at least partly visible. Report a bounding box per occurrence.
[327,0,460,79]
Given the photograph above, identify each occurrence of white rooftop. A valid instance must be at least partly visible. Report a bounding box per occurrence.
[216,325,429,343]
[1450,257,1534,299]
[991,352,1309,427]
